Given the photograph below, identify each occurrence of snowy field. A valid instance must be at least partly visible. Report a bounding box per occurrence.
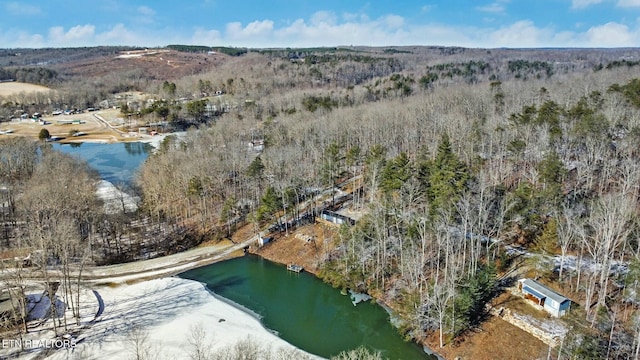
[2,278,319,360]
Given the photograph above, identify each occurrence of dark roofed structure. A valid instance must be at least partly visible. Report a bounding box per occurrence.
[518,278,571,317]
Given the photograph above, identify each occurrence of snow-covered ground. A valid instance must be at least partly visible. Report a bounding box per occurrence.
[505,243,630,278]
[2,278,319,360]
[138,131,187,151]
[550,253,629,277]
[95,180,139,214]
[464,227,631,278]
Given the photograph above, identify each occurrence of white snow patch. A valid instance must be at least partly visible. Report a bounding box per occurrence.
[138,131,186,151]
[96,180,139,214]
[8,277,320,360]
[551,254,629,277]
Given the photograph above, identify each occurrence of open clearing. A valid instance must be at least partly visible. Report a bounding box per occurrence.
[0,108,148,143]
[0,82,52,97]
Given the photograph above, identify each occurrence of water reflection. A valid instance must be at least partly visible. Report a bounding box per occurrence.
[180,256,434,360]
[53,142,152,185]
[123,142,148,156]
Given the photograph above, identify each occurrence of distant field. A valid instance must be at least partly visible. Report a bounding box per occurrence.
[0,82,51,97]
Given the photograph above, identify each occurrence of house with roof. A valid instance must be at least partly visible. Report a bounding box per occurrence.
[318,210,356,226]
[518,278,571,317]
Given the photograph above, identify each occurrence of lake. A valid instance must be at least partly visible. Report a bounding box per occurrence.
[179,255,434,360]
[53,142,152,185]
[52,141,435,359]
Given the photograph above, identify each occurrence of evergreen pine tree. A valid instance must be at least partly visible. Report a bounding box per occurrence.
[423,133,469,213]
[380,152,412,195]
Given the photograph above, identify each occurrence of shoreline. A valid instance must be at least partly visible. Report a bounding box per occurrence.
[252,244,444,360]
[31,277,320,360]
[4,239,252,286]
[2,220,449,360]
[0,250,322,360]
[2,250,435,360]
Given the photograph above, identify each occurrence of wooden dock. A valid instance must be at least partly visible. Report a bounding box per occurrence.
[287,264,304,273]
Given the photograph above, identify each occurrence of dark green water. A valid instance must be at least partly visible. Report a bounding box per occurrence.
[179,256,434,359]
[53,142,151,185]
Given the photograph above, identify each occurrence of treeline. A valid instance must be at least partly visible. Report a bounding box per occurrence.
[0,67,58,84]
[2,46,637,127]
[0,46,135,67]
[166,45,214,53]
[593,58,640,71]
[166,44,248,56]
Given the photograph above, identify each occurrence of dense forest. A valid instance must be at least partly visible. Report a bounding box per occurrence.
[3,46,640,359]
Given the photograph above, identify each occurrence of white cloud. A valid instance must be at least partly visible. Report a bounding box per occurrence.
[476,2,507,13]
[485,20,556,47]
[1,31,45,47]
[383,15,405,29]
[477,19,640,47]
[342,12,370,23]
[583,22,638,46]
[189,14,640,49]
[96,24,142,45]
[191,28,223,45]
[135,5,156,25]
[421,5,436,13]
[99,0,123,13]
[571,0,604,9]
[3,7,640,49]
[48,25,96,46]
[138,5,156,17]
[617,0,640,7]
[4,2,41,15]
[310,11,337,26]
[250,14,471,48]
[225,20,275,41]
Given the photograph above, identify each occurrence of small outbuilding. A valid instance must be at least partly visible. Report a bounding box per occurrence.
[319,210,355,226]
[518,278,571,317]
[257,236,273,247]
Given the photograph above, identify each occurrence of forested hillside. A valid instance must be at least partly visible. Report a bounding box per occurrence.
[3,46,640,358]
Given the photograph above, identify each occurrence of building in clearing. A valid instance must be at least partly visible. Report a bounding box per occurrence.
[318,210,355,226]
[257,237,273,247]
[518,278,571,317]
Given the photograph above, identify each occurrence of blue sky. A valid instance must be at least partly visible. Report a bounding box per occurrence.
[1,0,640,48]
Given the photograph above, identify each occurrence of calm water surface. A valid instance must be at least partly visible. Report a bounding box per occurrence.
[180,255,434,359]
[53,142,151,184]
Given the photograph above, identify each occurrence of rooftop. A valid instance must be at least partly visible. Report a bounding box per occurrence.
[520,279,569,304]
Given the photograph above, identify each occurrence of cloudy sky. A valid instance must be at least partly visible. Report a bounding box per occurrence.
[1,0,640,48]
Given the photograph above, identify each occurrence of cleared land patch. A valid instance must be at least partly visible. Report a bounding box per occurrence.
[0,82,51,97]
[0,108,142,143]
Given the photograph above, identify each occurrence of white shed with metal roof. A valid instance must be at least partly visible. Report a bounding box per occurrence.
[518,278,571,317]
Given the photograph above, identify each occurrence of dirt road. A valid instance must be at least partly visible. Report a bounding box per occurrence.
[0,235,262,286]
